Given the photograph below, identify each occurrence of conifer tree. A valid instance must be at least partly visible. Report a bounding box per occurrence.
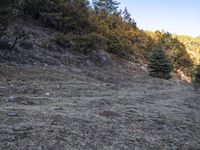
[148,46,173,79]
[123,7,131,22]
[93,0,120,14]
[122,7,136,28]
[23,0,90,34]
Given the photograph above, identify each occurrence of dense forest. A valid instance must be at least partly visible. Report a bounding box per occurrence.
[0,0,200,79]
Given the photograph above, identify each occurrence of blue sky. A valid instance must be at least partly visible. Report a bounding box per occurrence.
[90,0,200,36]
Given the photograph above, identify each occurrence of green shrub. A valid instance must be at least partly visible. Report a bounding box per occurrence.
[148,47,173,79]
[53,33,72,48]
[193,65,200,88]
[0,0,12,37]
[105,33,127,56]
[53,33,107,55]
[73,33,107,54]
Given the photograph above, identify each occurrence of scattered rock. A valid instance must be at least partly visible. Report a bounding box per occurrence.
[7,96,16,103]
[45,92,50,96]
[141,65,148,73]
[52,107,63,111]
[172,145,177,150]
[8,112,18,117]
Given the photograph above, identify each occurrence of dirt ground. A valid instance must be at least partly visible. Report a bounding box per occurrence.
[0,64,200,150]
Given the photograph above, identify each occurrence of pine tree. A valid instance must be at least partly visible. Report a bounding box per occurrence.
[23,0,90,34]
[93,0,120,14]
[123,7,131,22]
[148,46,173,79]
[122,7,136,28]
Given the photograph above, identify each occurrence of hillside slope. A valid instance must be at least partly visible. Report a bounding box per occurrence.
[0,19,200,149]
[0,64,200,150]
[0,20,140,69]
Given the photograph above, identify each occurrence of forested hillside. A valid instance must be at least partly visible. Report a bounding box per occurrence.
[175,35,200,65]
[0,0,199,78]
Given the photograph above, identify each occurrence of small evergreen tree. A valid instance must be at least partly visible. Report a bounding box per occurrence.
[148,47,173,79]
